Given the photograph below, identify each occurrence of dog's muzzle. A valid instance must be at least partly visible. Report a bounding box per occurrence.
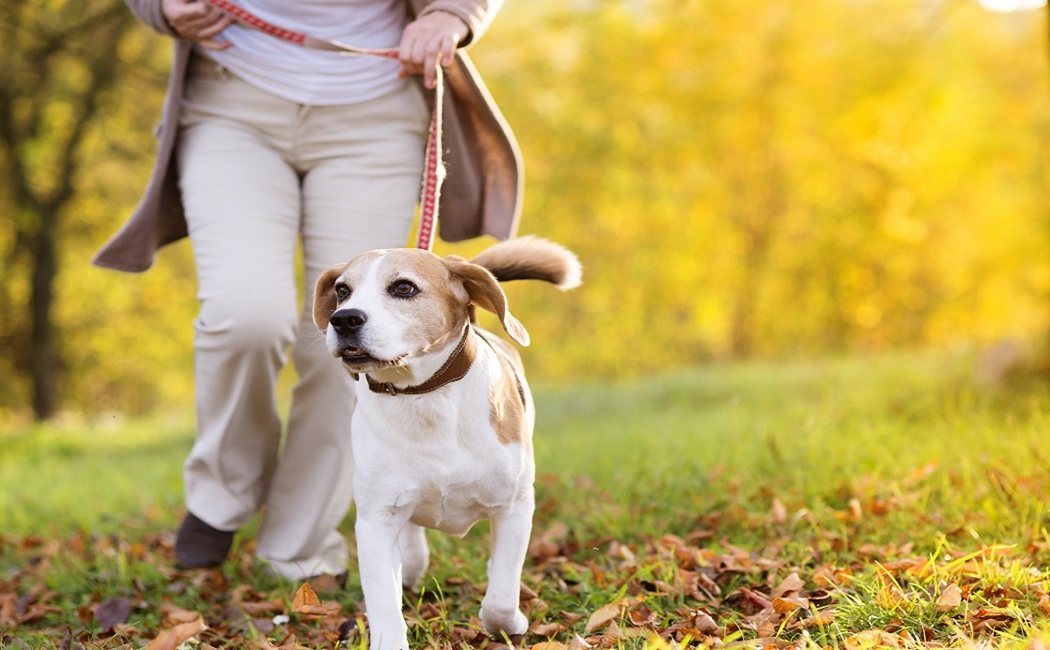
[329,308,373,363]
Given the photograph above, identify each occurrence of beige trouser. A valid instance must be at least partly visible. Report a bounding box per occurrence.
[176,55,428,579]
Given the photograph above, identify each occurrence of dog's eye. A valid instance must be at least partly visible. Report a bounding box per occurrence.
[334,283,351,301]
[388,280,420,299]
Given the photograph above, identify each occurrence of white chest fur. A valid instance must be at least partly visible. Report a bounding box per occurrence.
[350,351,535,536]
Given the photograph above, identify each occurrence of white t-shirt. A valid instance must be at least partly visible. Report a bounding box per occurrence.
[200,0,407,106]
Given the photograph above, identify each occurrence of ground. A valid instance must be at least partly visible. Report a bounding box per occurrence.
[1,349,1048,648]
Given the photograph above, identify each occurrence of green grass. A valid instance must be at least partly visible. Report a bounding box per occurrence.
[1,349,1048,648]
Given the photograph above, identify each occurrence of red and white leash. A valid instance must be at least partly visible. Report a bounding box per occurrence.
[202,0,445,251]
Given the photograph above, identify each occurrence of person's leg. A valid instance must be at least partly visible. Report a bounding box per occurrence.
[175,56,302,566]
[256,79,428,579]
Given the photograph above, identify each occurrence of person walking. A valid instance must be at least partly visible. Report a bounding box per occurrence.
[94,0,521,580]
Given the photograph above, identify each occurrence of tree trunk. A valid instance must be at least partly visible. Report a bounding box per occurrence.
[29,214,58,420]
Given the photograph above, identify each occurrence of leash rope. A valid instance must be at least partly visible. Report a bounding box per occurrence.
[202,0,444,251]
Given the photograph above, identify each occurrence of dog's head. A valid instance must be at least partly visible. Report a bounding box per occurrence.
[313,248,529,374]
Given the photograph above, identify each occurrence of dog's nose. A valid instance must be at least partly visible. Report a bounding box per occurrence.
[330,308,367,334]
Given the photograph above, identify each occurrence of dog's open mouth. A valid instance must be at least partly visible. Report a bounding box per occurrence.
[339,346,375,363]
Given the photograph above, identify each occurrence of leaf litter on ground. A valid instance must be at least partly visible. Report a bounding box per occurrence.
[2,478,1049,650]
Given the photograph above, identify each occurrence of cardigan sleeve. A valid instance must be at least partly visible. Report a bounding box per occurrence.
[417,0,504,46]
[124,0,178,37]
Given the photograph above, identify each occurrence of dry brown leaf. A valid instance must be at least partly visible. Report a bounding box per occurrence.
[771,498,787,523]
[739,587,773,611]
[290,583,320,613]
[240,599,285,616]
[772,595,809,613]
[250,637,281,650]
[626,604,655,626]
[790,607,836,631]
[567,635,593,650]
[602,620,624,642]
[293,601,341,618]
[158,602,201,625]
[531,643,568,650]
[936,584,962,612]
[772,572,805,598]
[1038,594,1050,616]
[146,616,206,650]
[94,596,133,631]
[845,629,901,649]
[531,621,565,636]
[0,594,17,627]
[756,614,778,638]
[584,601,622,633]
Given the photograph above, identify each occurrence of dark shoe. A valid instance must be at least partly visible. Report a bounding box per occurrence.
[175,512,235,569]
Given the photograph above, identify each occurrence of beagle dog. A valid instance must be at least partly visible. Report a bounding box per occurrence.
[313,236,581,649]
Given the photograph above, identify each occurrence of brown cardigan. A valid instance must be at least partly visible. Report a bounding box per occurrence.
[93,0,522,272]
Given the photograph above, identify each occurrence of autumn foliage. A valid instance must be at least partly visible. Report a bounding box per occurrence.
[0,0,1047,417]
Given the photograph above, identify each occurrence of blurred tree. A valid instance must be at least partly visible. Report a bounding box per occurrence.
[0,0,135,420]
[0,0,1045,419]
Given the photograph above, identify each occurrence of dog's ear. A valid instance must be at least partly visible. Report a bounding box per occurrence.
[312,263,347,332]
[443,258,530,347]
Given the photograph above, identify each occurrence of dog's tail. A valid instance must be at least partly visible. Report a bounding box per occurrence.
[471,236,582,290]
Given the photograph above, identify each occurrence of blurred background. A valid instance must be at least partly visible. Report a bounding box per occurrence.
[0,0,1047,423]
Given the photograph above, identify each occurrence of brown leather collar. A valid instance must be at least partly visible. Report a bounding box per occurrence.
[366,325,477,396]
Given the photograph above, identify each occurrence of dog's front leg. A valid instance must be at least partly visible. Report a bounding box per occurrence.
[480,498,534,637]
[356,515,410,650]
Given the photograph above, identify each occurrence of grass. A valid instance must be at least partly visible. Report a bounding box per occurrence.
[1,348,1048,648]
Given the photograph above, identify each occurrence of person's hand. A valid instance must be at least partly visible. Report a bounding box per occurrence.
[162,0,233,50]
[398,11,469,89]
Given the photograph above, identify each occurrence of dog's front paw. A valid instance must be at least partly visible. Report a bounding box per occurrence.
[480,602,528,637]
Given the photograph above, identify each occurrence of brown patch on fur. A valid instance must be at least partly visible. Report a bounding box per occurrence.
[378,251,467,352]
[312,263,348,331]
[442,257,530,346]
[479,331,528,445]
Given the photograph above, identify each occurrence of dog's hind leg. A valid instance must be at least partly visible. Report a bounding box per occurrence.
[479,498,533,637]
[398,523,429,589]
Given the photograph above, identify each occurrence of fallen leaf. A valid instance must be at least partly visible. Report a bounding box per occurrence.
[1038,594,1050,616]
[531,644,568,650]
[936,584,962,612]
[739,587,773,611]
[158,602,201,625]
[233,598,282,616]
[290,583,320,613]
[94,596,132,631]
[771,498,787,523]
[626,604,655,626]
[845,629,901,649]
[584,601,622,633]
[293,601,341,618]
[531,621,565,636]
[146,617,206,650]
[602,620,624,642]
[772,595,809,613]
[772,572,805,598]
[790,608,836,630]
[567,635,592,650]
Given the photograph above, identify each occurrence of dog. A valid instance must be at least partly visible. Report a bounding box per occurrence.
[312,236,581,649]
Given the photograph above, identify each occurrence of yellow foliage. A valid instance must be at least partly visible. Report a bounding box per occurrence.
[1,0,1047,415]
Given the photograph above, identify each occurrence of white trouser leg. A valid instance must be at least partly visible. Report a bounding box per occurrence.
[177,56,427,575]
[177,64,301,531]
[255,79,428,579]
